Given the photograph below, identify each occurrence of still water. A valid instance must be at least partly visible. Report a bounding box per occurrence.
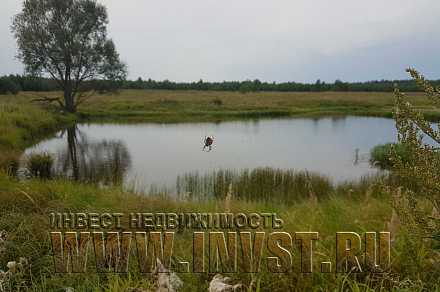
[23,116,397,192]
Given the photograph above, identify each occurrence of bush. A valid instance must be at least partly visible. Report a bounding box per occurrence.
[26,153,53,179]
[211,98,223,106]
[158,99,179,106]
[0,77,21,95]
[370,143,410,169]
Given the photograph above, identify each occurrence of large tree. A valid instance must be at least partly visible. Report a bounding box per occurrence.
[12,0,127,113]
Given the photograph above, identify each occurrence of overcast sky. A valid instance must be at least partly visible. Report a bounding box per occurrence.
[1,0,439,82]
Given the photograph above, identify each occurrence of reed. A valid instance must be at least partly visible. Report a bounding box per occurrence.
[26,153,54,179]
[176,167,333,203]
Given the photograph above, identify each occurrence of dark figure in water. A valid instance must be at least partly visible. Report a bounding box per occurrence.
[203,136,214,151]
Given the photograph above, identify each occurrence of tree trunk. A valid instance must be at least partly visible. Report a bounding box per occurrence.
[64,84,76,113]
[67,127,79,181]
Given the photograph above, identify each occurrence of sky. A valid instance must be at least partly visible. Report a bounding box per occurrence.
[1,0,439,83]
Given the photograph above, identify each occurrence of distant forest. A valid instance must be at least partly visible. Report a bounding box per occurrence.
[1,74,440,95]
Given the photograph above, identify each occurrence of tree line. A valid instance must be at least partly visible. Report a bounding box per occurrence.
[1,74,440,95]
[124,77,440,92]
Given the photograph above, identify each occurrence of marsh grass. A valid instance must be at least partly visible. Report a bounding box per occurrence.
[176,168,333,203]
[26,153,54,179]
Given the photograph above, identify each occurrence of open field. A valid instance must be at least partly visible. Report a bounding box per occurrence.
[1,91,440,290]
[3,90,440,123]
[77,90,440,122]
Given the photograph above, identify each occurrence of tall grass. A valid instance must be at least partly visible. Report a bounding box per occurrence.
[0,97,74,172]
[176,167,333,203]
[0,171,438,291]
[26,153,54,179]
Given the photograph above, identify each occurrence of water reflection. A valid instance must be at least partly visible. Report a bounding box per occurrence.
[24,117,398,193]
[54,126,131,185]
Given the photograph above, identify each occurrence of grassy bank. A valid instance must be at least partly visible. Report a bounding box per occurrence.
[1,173,439,291]
[78,90,440,122]
[0,95,75,172]
[1,91,440,290]
[80,90,440,122]
[6,89,440,123]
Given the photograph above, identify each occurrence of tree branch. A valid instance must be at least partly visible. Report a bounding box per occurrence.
[30,94,65,108]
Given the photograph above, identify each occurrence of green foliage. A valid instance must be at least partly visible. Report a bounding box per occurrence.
[391,68,440,245]
[3,74,440,93]
[123,77,440,92]
[239,81,256,93]
[0,95,73,180]
[370,143,410,169]
[26,153,53,179]
[11,0,127,112]
[0,75,59,92]
[177,168,333,203]
[0,76,21,95]
[0,101,74,151]
[334,79,349,91]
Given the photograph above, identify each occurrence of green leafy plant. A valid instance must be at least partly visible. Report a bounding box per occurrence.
[370,143,410,169]
[391,68,440,246]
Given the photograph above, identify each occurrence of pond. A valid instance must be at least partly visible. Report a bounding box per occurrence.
[23,116,397,195]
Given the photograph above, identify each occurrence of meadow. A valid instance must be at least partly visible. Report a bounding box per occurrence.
[5,89,439,122]
[0,90,439,291]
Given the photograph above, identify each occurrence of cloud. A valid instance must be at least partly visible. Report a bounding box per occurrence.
[1,0,439,82]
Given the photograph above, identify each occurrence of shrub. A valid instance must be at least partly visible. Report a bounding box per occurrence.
[211,98,223,106]
[26,153,53,179]
[0,77,21,95]
[370,143,409,169]
[391,68,440,248]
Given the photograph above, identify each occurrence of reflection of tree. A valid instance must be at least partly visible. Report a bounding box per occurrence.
[55,126,131,185]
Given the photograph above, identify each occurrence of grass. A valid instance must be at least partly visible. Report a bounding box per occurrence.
[4,89,439,123]
[0,173,439,291]
[26,153,54,179]
[176,168,333,203]
[1,90,440,290]
[77,90,440,122]
[0,94,75,171]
